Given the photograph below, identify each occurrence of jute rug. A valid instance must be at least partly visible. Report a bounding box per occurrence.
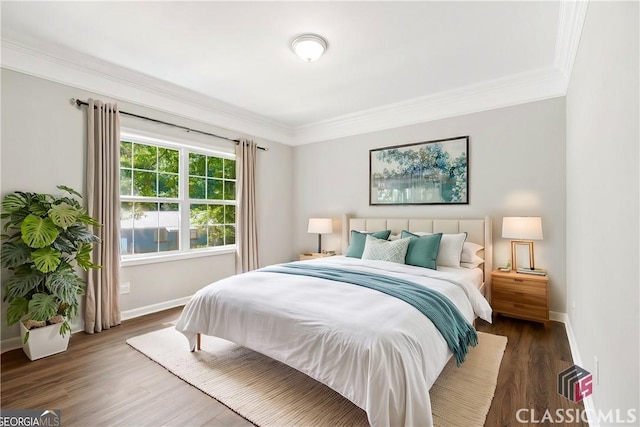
[127,328,507,427]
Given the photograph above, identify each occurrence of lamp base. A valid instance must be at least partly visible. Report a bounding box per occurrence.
[511,240,536,270]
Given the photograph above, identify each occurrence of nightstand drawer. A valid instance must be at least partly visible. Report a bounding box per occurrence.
[493,277,546,291]
[493,300,548,321]
[492,289,546,306]
[492,280,547,300]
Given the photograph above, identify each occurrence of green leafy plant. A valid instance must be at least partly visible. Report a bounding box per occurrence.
[1,185,101,343]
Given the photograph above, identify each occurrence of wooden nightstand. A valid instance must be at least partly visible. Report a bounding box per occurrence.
[299,253,334,261]
[491,269,549,324]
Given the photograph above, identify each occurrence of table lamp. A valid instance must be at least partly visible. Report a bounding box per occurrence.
[307,218,333,253]
[502,216,543,270]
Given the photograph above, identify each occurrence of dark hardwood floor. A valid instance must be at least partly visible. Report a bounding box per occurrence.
[1,308,586,426]
[476,317,587,426]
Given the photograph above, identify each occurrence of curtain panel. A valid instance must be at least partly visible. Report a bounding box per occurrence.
[85,99,122,333]
[236,139,260,273]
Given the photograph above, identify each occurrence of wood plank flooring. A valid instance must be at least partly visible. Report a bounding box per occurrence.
[1,308,587,426]
[476,317,588,426]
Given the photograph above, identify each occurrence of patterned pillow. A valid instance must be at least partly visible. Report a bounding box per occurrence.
[345,230,392,258]
[361,235,411,264]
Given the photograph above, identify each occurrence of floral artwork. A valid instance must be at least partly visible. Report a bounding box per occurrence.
[370,136,469,205]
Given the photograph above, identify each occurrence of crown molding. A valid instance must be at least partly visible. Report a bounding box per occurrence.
[293,0,583,145]
[554,0,589,87]
[292,67,566,145]
[0,39,294,145]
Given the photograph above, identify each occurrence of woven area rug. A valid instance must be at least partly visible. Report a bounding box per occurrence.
[127,328,507,427]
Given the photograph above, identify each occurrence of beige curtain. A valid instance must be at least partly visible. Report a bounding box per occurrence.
[85,99,121,333]
[236,139,259,273]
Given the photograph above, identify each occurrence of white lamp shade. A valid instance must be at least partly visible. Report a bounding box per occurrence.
[502,217,543,240]
[291,34,327,62]
[307,218,333,234]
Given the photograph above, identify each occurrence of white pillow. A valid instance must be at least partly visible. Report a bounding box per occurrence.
[408,232,467,267]
[437,233,467,267]
[461,261,483,269]
[362,235,410,264]
[461,241,484,264]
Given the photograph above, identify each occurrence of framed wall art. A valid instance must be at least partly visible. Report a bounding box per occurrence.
[370,136,469,205]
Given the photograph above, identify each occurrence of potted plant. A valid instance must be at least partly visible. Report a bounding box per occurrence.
[1,185,100,360]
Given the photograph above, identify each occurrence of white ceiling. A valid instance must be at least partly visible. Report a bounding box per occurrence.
[1,1,585,145]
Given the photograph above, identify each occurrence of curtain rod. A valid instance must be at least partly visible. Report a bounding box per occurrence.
[72,98,267,151]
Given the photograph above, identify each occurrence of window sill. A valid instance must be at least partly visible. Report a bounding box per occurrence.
[121,246,236,267]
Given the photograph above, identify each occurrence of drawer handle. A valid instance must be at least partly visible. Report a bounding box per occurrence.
[514,292,525,297]
[514,303,525,308]
[514,279,523,282]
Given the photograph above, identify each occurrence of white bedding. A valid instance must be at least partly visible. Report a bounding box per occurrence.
[175,256,492,427]
[437,265,484,289]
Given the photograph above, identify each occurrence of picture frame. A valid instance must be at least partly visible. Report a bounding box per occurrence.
[369,136,469,205]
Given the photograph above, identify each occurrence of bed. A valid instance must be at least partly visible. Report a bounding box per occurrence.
[175,215,493,426]
[341,214,493,295]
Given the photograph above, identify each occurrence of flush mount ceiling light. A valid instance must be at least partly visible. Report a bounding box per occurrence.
[291,34,327,62]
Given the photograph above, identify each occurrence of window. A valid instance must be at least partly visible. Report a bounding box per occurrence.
[188,152,236,249]
[119,134,236,259]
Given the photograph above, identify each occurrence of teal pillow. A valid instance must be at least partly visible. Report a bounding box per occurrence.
[401,230,443,270]
[345,230,392,258]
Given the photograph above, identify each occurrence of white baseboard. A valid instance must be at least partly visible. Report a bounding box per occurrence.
[1,296,191,354]
[120,296,191,321]
[1,336,23,354]
[549,311,598,427]
[550,311,583,366]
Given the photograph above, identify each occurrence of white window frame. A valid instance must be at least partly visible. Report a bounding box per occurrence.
[120,129,236,267]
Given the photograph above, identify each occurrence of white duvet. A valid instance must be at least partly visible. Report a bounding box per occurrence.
[175,256,492,427]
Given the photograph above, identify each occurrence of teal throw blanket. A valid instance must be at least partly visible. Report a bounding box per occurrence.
[260,263,477,365]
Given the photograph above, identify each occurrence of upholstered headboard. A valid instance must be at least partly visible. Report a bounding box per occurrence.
[341,214,493,291]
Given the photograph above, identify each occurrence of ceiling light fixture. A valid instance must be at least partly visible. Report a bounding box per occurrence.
[291,34,327,62]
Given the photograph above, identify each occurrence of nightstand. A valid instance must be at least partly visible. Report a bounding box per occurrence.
[491,269,549,324]
[299,253,334,261]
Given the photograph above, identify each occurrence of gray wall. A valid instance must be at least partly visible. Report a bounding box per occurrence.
[0,69,294,341]
[293,97,567,312]
[566,1,639,419]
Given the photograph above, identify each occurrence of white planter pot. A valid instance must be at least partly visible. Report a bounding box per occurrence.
[20,321,70,361]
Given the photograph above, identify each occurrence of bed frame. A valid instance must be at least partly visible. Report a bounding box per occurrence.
[341,214,493,296]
